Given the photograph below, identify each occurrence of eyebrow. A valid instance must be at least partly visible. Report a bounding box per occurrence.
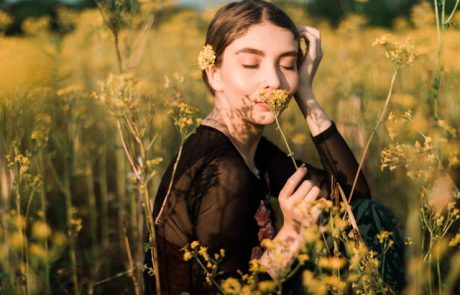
[235,47,298,58]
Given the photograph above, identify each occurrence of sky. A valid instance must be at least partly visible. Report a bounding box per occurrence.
[177,0,228,8]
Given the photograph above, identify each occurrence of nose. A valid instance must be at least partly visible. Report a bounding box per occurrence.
[262,65,282,90]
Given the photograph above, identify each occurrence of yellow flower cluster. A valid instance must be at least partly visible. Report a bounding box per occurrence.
[22,16,51,36]
[449,232,460,247]
[318,256,347,270]
[0,11,13,33]
[372,34,417,70]
[31,113,52,147]
[376,231,393,245]
[197,44,216,71]
[259,89,290,116]
[167,100,200,137]
[181,240,225,287]
[380,137,437,181]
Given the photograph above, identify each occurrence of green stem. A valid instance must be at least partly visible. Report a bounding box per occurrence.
[64,165,79,294]
[348,70,399,202]
[436,244,442,294]
[155,138,184,224]
[445,0,460,24]
[39,183,50,294]
[194,256,226,294]
[430,0,444,120]
[274,116,298,170]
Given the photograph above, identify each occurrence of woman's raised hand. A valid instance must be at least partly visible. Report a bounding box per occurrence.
[278,165,322,232]
[296,26,323,95]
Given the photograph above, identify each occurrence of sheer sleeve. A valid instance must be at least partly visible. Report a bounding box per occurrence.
[311,122,371,199]
[256,122,371,200]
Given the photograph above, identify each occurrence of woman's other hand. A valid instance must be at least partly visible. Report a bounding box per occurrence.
[278,165,322,233]
[296,26,323,96]
[293,26,331,136]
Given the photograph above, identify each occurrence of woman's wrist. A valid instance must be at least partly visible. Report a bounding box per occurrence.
[259,225,303,280]
[295,89,332,136]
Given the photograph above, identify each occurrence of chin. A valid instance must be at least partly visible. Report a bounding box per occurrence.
[250,111,277,126]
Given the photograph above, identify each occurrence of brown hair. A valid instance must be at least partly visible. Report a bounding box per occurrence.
[202,0,302,95]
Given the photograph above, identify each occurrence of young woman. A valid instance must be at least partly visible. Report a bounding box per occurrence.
[144,0,404,294]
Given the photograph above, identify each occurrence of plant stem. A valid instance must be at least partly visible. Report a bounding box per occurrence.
[436,244,442,294]
[445,0,460,24]
[194,256,226,294]
[274,116,298,170]
[430,0,444,120]
[123,223,140,295]
[155,139,184,224]
[348,70,398,202]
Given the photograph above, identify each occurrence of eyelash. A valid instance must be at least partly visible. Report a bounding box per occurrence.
[242,64,296,70]
[242,64,258,69]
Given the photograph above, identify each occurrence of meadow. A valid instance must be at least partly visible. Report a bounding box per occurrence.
[0,0,459,294]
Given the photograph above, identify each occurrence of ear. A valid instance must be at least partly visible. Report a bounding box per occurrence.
[205,67,223,92]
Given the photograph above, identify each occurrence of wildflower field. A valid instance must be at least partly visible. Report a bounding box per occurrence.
[1,0,460,294]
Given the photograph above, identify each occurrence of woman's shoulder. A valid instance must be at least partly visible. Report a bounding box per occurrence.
[178,125,247,171]
[185,125,236,157]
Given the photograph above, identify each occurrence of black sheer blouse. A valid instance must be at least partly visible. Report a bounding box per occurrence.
[144,122,370,294]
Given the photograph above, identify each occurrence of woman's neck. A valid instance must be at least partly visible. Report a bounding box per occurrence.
[202,108,263,174]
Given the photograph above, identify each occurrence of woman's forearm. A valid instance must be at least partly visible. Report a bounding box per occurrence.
[296,89,332,136]
[259,226,303,280]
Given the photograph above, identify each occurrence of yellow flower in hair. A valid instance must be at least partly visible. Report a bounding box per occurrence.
[198,44,216,70]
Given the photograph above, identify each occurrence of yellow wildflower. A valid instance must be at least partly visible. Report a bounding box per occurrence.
[249,259,266,273]
[372,34,417,70]
[10,232,25,250]
[449,232,460,247]
[258,280,277,292]
[167,100,200,136]
[221,277,241,294]
[321,275,347,291]
[32,221,52,240]
[0,11,13,32]
[318,257,346,270]
[29,243,47,259]
[52,232,67,247]
[298,254,310,264]
[198,44,216,71]
[376,231,392,244]
[259,89,290,115]
[190,240,199,249]
[183,251,193,261]
[303,270,327,295]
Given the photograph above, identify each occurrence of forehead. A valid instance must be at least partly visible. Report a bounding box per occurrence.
[226,22,298,54]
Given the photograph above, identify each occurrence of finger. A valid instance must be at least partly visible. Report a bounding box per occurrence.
[309,203,322,223]
[304,186,321,203]
[289,180,314,201]
[279,165,307,201]
[298,31,321,58]
[297,26,321,39]
[302,30,321,48]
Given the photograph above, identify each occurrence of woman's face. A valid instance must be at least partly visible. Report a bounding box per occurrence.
[212,21,299,125]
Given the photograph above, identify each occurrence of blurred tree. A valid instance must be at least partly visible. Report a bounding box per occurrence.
[276,0,421,27]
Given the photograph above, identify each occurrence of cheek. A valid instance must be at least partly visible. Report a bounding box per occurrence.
[285,72,299,94]
[222,67,258,97]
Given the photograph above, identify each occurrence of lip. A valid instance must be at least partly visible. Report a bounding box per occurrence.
[254,101,271,111]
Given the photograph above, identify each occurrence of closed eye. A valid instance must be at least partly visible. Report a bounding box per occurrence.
[281,65,296,71]
[242,64,259,69]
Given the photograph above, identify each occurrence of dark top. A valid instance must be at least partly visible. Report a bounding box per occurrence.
[144,122,370,294]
